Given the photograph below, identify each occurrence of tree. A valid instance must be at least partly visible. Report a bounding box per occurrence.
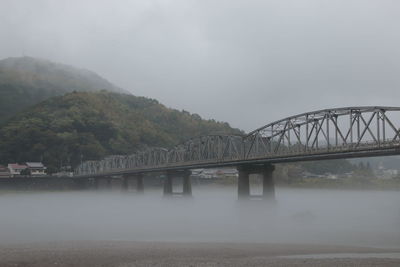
[0,91,241,172]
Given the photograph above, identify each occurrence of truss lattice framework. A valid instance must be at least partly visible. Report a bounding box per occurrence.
[74,106,400,175]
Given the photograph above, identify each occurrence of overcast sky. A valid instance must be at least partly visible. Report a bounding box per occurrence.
[0,0,399,132]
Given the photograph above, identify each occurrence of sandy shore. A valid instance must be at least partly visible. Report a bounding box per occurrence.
[0,241,399,266]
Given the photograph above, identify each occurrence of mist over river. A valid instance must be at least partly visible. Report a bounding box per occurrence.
[1,186,399,248]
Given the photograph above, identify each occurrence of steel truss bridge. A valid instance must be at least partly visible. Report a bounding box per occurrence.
[75,106,400,178]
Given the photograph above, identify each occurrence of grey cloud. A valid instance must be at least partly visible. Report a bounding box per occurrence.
[0,0,399,131]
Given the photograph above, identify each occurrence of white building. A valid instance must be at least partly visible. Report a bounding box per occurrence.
[7,163,27,177]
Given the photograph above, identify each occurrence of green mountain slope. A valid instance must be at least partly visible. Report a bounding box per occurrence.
[0,91,242,172]
[0,56,125,122]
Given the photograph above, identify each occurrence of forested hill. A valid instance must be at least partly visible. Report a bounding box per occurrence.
[0,57,125,122]
[0,91,242,172]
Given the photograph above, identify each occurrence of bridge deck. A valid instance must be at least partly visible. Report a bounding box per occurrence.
[74,144,400,179]
[73,107,400,178]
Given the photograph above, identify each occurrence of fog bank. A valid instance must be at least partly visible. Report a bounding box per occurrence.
[0,187,399,248]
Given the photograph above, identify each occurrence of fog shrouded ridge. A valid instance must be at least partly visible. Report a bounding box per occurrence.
[1,187,399,248]
[1,0,400,131]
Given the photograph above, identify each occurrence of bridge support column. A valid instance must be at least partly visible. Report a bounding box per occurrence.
[93,178,99,190]
[164,170,192,197]
[182,172,192,196]
[106,177,112,190]
[121,176,129,192]
[96,177,112,190]
[262,164,275,200]
[136,174,144,194]
[163,173,173,196]
[122,174,145,193]
[73,179,90,190]
[237,164,275,201]
[237,167,250,200]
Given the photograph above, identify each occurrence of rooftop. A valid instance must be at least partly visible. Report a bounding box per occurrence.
[8,163,27,169]
[26,162,45,168]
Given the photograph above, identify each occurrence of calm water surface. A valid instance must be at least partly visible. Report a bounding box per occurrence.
[0,186,399,248]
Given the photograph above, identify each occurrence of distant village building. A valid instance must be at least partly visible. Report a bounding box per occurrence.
[7,163,27,177]
[217,168,238,178]
[54,171,74,177]
[301,171,323,178]
[25,162,47,176]
[200,169,218,179]
[380,169,398,179]
[0,165,10,178]
[7,162,47,177]
[191,168,238,179]
[301,171,341,179]
[190,169,203,177]
[325,173,338,180]
[376,161,398,179]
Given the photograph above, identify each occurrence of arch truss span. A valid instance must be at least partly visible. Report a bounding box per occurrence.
[74,106,400,176]
[244,106,400,159]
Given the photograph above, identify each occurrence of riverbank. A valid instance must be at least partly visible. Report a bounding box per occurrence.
[1,241,400,267]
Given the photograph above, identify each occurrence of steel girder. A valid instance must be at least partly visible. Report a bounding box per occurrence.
[74,106,400,176]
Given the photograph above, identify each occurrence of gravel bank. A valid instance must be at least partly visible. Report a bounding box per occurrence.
[1,241,400,267]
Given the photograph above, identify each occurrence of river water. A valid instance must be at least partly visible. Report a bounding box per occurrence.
[0,186,399,248]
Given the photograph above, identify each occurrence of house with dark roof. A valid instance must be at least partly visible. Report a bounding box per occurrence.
[25,162,47,176]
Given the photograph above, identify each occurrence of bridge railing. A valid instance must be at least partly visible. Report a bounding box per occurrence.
[74,107,400,176]
[74,139,400,176]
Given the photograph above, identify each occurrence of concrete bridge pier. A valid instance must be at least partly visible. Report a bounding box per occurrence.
[122,174,144,193]
[96,177,112,190]
[136,174,144,194]
[73,178,90,190]
[262,164,275,200]
[182,173,192,196]
[106,177,112,190]
[163,170,192,197]
[93,178,99,190]
[237,164,275,201]
[163,173,173,196]
[121,176,129,192]
[237,166,250,200]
